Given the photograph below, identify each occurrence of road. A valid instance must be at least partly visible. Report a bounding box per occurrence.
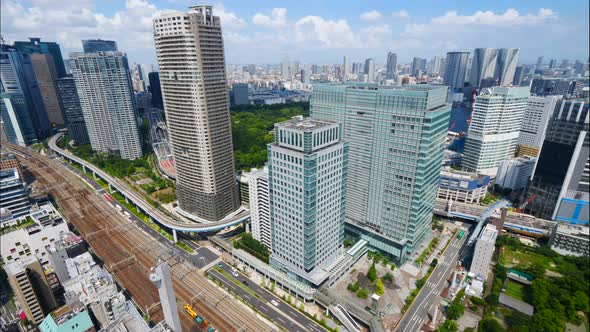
[394,230,469,332]
[208,262,327,332]
[48,133,250,232]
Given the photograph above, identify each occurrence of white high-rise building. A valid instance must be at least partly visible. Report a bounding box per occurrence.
[495,48,520,86]
[248,167,271,250]
[470,224,498,280]
[282,55,290,80]
[343,56,350,79]
[269,117,348,285]
[153,6,240,221]
[469,48,498,88]
[70,52,142,160]
[496,157,536,190]
[463,86,530,176]
[364,58,375,82]
[518,95,562,157]
[386,52,397,80]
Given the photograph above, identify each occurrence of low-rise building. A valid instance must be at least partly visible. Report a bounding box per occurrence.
[0,168,30,222]
[549,224,589,257]
[47,233,87,283]
[39,306,95,332]
[1,202,69,266]
[247,167,271,250]
[438,167,490,204]
[495,157,536,191]
[470,224,498,280]
[554,191,589,226]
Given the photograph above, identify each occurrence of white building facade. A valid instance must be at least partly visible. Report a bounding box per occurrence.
[463,86,530,176]
[268,117,348,285]
[470,224,498,280]
[496,157,536,190]
[518,95,562,157]
[247,167,271,250]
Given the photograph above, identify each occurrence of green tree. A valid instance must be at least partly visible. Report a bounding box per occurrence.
[357,288,368,299]
[479,317,505,332]
[446,301,464,320]
[383,272,393,283]
[375,278,385,296]
[437,320,458,332]
[368,262,377,283]
[532,309,566,332]
[347,282,359,292]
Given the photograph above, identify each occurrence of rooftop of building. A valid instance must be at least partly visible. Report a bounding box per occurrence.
[478,86,531,98]
[0,167,21,183]
[3,255,39,276]
[315,82,447,93]
[276,116,338,132]
[441,167,489,180]
[479,224,498,242]
[556,224,590,238]
[39,306,94,332]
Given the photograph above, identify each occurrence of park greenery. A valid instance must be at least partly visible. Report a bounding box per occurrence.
[416,236,440,264]
[231,102,309,170]
[482,235,590,332]
[446,290,465,320]
[232,232,270,263]
[375,278,385,296]
[436,319,459,332]
[368,262,377,283]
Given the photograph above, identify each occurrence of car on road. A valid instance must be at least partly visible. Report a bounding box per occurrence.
[216,263,222,268]
[271,300,279,306]
[232,271,239,277]
[242,280,248,285]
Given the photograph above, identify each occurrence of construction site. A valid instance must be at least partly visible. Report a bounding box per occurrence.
[6,143,272,332]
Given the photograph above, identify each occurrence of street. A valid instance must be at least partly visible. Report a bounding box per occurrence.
[207,262,327,332]
[395,230,469,332]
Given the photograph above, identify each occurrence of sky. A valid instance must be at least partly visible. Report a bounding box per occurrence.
[2,0,589,66]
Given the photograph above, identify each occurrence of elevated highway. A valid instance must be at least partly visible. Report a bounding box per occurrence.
[45,133,249,238]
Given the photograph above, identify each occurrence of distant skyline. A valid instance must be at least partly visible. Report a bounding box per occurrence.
[1,0,588,66]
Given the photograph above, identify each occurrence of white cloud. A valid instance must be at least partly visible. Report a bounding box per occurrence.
[392,10,410,19]
[360,10,382,21]
[216,5,247,29]
[360,25,392,47]
[252,8,287,28]
[432,8,557,25]
[295,16,357,48]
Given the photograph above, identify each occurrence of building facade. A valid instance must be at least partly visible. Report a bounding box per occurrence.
[56,76,90,145]
[0,168,30,221]
[494,48,520,86]
[469,48,498,88]
[14,38,66,78]
[495,157,536,191]
[437,167,490,204]
[311,84,451,262]
[153,6,240,220]
[268,117,348,285]
[528,99,589,219]
[148,72,163,108]
[385,52,397,80]
[444,51,469,90]
[364,58,375,83]
[470,224,498,280]
[549,224,589,257]
[517,95,562,157]
[232,83,249,106]
[554,191,589,225]
[70,52,142,160]
[530,78,581,97]
[81,39,118,53]
[1,44,52,146]
[463,86,530,176]
[248,167,271,250]
[30,54,65,125]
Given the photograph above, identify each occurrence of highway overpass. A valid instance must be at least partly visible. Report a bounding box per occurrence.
[48,133,249,239]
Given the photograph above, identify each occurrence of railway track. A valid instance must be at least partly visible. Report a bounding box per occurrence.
[6,144,272,332]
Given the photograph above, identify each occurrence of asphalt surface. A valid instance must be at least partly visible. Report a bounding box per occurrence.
[394,230,469,332]
[0,293,19,331]
[208,262,326,332]
[191,247,219,269]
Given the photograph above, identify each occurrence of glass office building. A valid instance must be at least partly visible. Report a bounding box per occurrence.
[311,84,450,262]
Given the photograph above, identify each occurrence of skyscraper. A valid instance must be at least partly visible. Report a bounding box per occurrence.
[528,99,589,219]
[512,65,524,86]
[386,52,397,80]
[518,95,562,158]
[281,55,290,80]
[14,38,66,78]
[343,56,350,79]
[153,6,240,221]
[463,86,530,176]
[56,76,89,145]
[469,48,498,88]
[311,84,451,261]
[30,54,65,125]
[494,48,520,86]
[549,59,557,69]
[364,58,375,82]
[1,44,52,146]
[148,72,163,108]
[536,56,544,69]
[70,52,142,160]
[268,117,348,284]
[232,83,249,106]
[443,52,469,90]
[81,39,118,53]
[411,57,422,77]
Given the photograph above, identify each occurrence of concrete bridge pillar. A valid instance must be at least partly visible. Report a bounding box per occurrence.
[244,220,250,233]
[173,229,178,243]
[125,196,129,204]
[82,165,86,173]
[92,171,97,180]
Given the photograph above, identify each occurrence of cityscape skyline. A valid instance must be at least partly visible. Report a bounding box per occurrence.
[1,1,588,65]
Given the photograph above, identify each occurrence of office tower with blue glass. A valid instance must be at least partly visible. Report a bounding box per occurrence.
[311,84,451,262]
[56,77,89,145]
[269,117,348,285]
[13,38,67,78]
[444,51,469,90]
[1,44,52,146]
[81,39,118,53]
[70,52,142,160]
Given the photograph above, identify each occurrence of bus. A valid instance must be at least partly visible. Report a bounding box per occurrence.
[457,230,465,239]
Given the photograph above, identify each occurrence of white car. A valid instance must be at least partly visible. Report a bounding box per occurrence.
[232,271,239,277]
[271,300,279,306]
